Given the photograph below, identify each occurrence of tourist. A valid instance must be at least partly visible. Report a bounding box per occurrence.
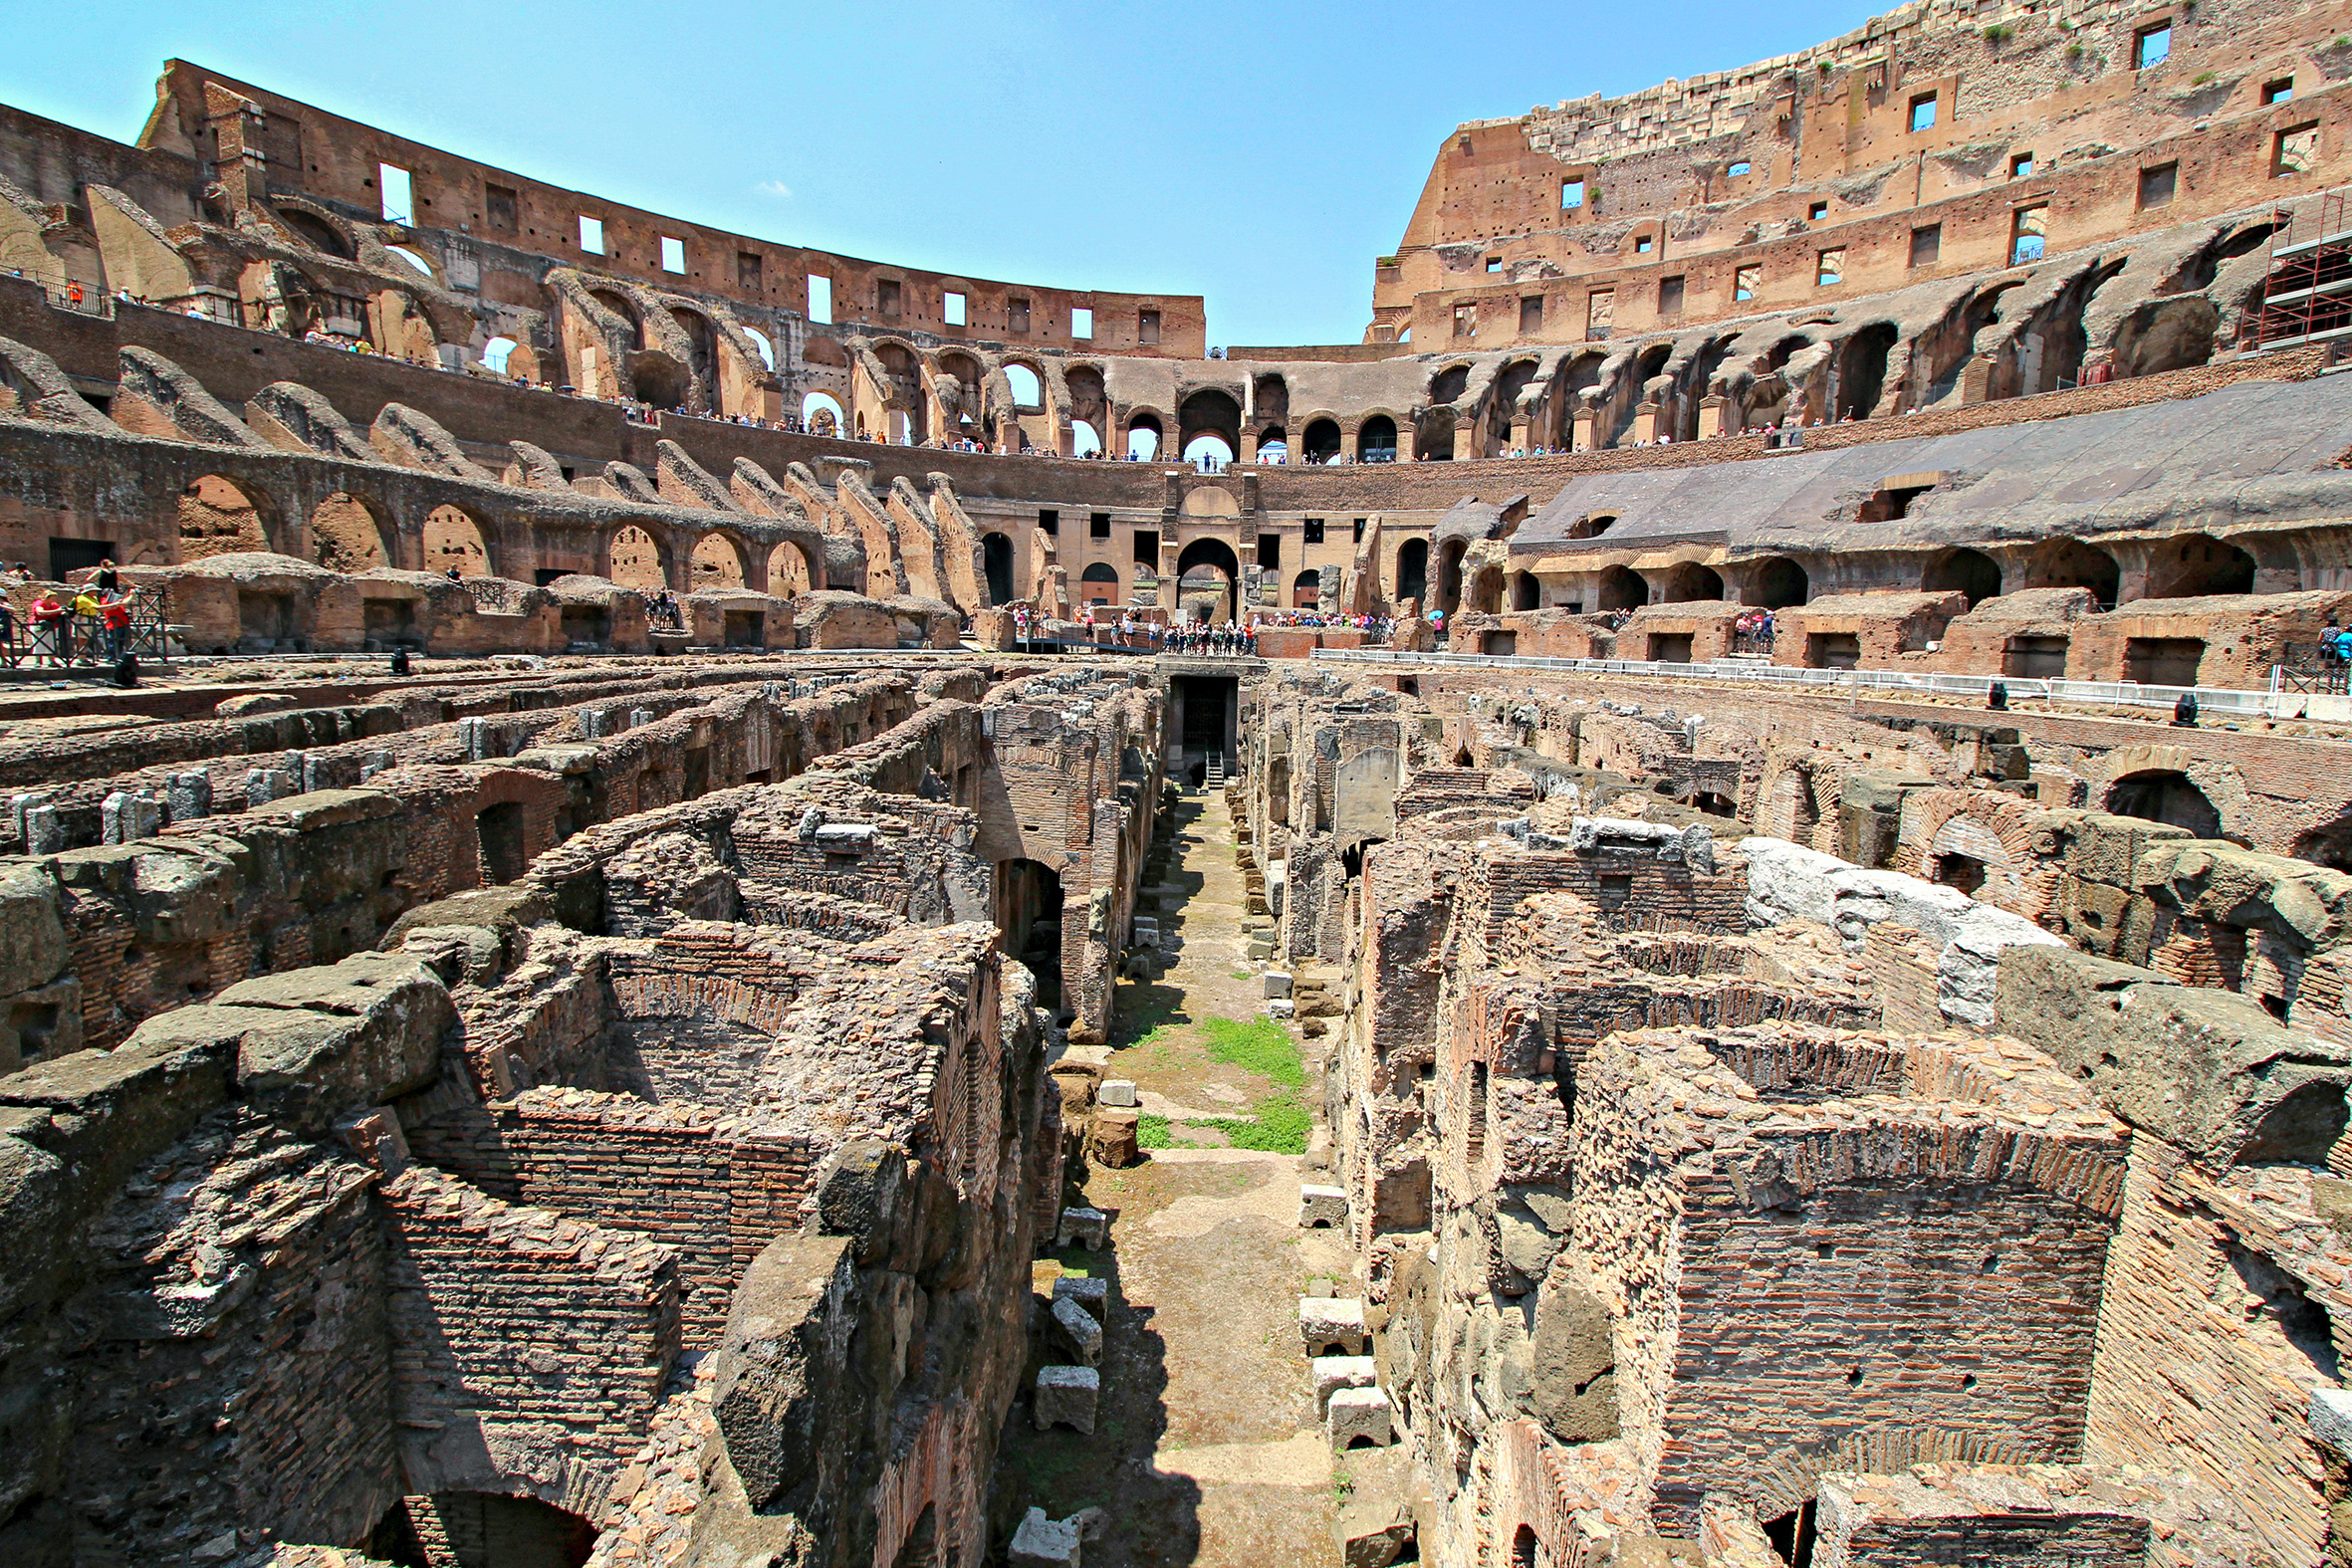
[68,583,101,663]
[29,589,68,666]
[99,589,130,661]
[93,559,118,594]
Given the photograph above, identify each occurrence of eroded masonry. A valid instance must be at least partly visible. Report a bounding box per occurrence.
[9,3,2352,1565]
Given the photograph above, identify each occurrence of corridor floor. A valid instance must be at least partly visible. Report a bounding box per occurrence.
[994,789,1362,1567]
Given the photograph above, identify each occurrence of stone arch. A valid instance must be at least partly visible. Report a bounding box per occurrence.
[666,306,720,413]
[1301,417,1343,465]
[1179,389,1242,459]
[1176,535,1241,621]
[1597,564,1647,611]
[1124,410,1164,460]
[1741,1426,2044,1533]
[1436,538,1469,614]
[1293,568,1321,607]
[309,491,388,572]
[422,504,493,577]
[1663,561,1725,602]
[1413,405,1457,461]
[2106,770,2222,839]
[1835,323,1900,419]
[982,533,1016,604]
[1567,512,1616,541]
[2025,538,2120,606]
[801,391,844,435]
[767,540,812,595]
[689,532,748,589]
[1358,413,1399,462]
[176,473,274,560]
[2145,533,2256,599]
[1428,363,1471,404]
[274,205,353,259]
[588,288,645,349]
[1923,547,2001,608]
[1252,372,1290,429]
[606,524,668,591]
[1483,358,1540,454]
[1512,569,1540,610]
[1752,557,1809,608]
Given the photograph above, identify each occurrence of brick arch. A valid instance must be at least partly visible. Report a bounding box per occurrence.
[1904,791,2058,922]
[603,522,671,591]
[1736,1425,2048,1525]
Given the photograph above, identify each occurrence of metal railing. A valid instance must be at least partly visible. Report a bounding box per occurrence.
[1308,646,2288,718]
[5,590,172,669]
[2273,642,2352,696]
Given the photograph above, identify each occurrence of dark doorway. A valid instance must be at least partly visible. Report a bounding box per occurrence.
[982,532,1016,604]
[477,801,528,885]
[2107,771,2222,839]
[51,539,117,579]
[1924,548,2002,608]
[997,858,1064,1014]
[1396,539,1429,603]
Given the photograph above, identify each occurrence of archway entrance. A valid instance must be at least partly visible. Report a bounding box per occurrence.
[178,475,271,560]
[423,506,491,578]
[688,534,746,589]
[607,526,666,591]
[1175,536,1241,622]
[1924,548,2001,608]
[1080,561,1119,606]
[1395,539,1429,604]
[311,492,388,572]
[1663,561,1725,602]
[1754,558,1809,609]
[1597,565,1647,612]
[2106,770,2222,839]
[2146,534,2256,599]
[2027,538,2119,607]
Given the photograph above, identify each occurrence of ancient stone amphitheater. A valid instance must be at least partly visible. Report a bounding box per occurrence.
[6,4,2352,1565]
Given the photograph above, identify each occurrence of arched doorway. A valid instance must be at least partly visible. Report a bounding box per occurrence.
[800,391,844,435]
[982,533,1017,604]
[1301,418,1342,464]
[767,541,811,595]
[1126,413,1162,460]
[1663,561,1725,602]
[177,474,271,560]
[1924,547,2001,608]
[607,525,666,590]
[1182,433,1235,470]
[1080,561,1119,606]
[1837,323,1899,419]
[1175,536,1241,622]
[1512,570,1540,610]
[2106,770,2223,839]
[1436,539,1469,614]
[1597,565,1647,611]
[1754,558,1809,608]
[2027,538,2120,606]
[2146,534,2256,599]
[310,492,387,572]
[689,534,746,589]
[423,505,491,577]
[1293,568,1320,607]
[1178,389,1242,467]
[1395,539,1428,603]
[1358,414,1398,463]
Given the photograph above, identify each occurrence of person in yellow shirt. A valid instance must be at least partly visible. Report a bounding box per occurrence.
[69,587,101,664]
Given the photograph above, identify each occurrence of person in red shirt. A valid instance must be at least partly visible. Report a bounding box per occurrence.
[100,591,132,661]
[28,592,68,666]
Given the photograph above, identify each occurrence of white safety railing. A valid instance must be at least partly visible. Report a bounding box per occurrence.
[1306,648,2288,719]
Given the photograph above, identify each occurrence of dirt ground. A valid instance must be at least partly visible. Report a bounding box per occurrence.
[993,790,1372,1567]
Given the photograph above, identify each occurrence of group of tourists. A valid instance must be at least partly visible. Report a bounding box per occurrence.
[1733,608,1777,645]
[0,560,140,666]
[1165,620,1255,656]
[1254,608,1397,641]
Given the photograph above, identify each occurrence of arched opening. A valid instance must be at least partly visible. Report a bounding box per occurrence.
[1754,557,1809,608]
[1764,1502,1819,1568]
[1511,1523,1543,1568]
[477,801,527,886]
[1293,568,1321,608]
[1512,570,1540,611]
[742,327,776,370]
[588,289,644,349]
[423,505,491,577]
[767,541,811,595]
[1175,536,1241,622]
[2146,534,2257,599]
[1924,547,2001,608]
[1597,565,1648,612]
[1257,427,1289,462]
[276,207,352,258]
[1436,539,1469,614]
[982,533,1017,604]
[607,525,666,591]
[385,245,435,281]
[177,474,271,560]
[1663,561,1725,602]
[2026,538,2120,607]
[1071,419,1102,457]
[1395,539,1429,603]
[1127,414,1162,461]
[310,492,388,572]
[891,1502,940,1568]
[1182,433,1234,470]
[1004,362,1043,411]
[1301,418,1342,464]
[1428,363,1469,404]
[800,391,844,436]
[2238,1081,2351,1165]
[689,534,747,589]
[1252,372,1290,430]
[1179,389,1242,467]
[2106,770,2222,839]
[1413,406,1456,461]
[1484,359,1539,454]
[997,858,1064,1010]
[481,336,521,375]
[1080,560,1120,607]
[1358,414,1398,463]
[1566,513,1615,541]
[1836,323,1899,419]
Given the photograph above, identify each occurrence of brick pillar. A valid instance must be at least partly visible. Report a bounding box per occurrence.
[1632,401,1660,445]
[1698,395,1727,439]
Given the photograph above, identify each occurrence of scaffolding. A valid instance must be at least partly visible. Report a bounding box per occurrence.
[2255,186,2352,349]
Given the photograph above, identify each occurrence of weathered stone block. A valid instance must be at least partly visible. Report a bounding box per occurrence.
[1010,1507,1082,1568]
[1298,1183,1348,1229]
[1096,1078,1138,1108]
[1035,1365,1099,1433]
[1300,1295,1368,1356]
[1052,1294,1103,1367]
[213,953,453,1136]
[1086,1109,1140,1168]
[1053,1273,1108,1322]
[1310,1354,1378,1415]
[1325,1386,1393,1449]
[1265,971,1294,999]
[1057,1206,1108,1249]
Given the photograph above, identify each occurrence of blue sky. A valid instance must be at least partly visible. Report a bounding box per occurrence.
[5,0,1868,347]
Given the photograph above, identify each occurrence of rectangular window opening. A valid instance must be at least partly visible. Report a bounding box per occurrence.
[1634,234,1654,254]
[2276,122,2320,178]
[1909,93,1939,132]
[2265,77,2295,105]
[1132,529,1158,566]
[1038,509,1059,536]
[1138,308,1161,343]
[1808,201,1829,221]
[1659,275,1686,318]
[877,279,902,316]
[1008,297,1032,333]
[1561,177,1585,209]
[2139,161,2179,208]
[1586,288,1615,337]
[1520,296,1544,335]
[1090,512,1111,540]
[378,163,413,225]
[807,274,832,323]
[2136,23,2171,70]
[1816,247,1845,287]
[1728,160,1752,177]
[1258,534,1281,570]
[578,214,604,254]
[1486,256,1504,273]
[1303,519,1325,545]
[1071,307,1093,338]
[484,182,518,233]
[737,250,762,290]
[2010,204,2047,265]
[2010,152,2034,179]
[1353,518,1366,543]
[1453,303,1478,338]
[1910,224,1943,267]
[659,235,685,274]
[1734,264,1760,302]
[943,290,967,327]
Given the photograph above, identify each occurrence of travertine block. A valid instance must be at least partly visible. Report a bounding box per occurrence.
[1035,1365,1099,1434]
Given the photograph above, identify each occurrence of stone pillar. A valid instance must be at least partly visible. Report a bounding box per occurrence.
[1698,395,1728,440]
[1451,417,1477,462]
[1632,401,1660,445]
[1958,353,1995,406]
[1571,405,1598,453]
[167,772,211,822]
[25,804,62,854]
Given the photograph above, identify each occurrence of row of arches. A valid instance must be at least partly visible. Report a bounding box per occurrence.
[169,473,817,594]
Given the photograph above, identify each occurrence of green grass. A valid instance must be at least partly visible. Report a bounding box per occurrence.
[1203,1015,1304,1087]
[1173,1095,1310,1155]
[1137,1113,1171,1150]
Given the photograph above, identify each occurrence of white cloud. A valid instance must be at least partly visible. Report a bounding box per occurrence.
[755,180,794,199]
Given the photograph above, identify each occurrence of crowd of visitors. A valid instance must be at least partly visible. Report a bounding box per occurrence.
[0,560,144,666]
